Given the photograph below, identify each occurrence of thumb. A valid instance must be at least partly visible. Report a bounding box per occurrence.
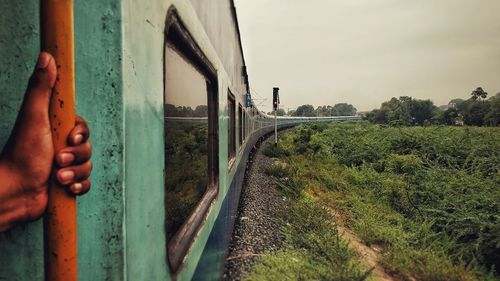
[20,52,57,120]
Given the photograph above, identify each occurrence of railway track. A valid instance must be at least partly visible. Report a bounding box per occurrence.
[223,138,284,280]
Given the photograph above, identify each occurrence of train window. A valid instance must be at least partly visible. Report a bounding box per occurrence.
[164,12,219,272]
[246,113,249,137]
[243,110,246,141]
[238,104,243,147]
[228,92,236,163]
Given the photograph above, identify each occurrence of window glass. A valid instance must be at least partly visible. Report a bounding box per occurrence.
[164,44,210,241]
[243,111,246,141]
[238,104,243,146]
[228,93,236,161]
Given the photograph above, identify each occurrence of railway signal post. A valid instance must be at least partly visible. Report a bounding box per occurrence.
[273,87,280,145]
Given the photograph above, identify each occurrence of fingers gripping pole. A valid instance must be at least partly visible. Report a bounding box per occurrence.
[41,1,78,280]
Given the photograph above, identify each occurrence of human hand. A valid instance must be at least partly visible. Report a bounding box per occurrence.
[0,52,92,231]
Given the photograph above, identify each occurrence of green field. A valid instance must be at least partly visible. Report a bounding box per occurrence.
[250,122,499,281]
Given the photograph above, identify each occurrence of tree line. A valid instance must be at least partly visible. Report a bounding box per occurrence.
[165,104,208,117]
[272,103,357,117]
[364,87,500,126]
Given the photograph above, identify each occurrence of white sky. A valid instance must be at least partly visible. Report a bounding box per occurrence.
[234,0,500,112]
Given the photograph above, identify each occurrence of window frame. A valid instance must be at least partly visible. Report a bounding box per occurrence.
[163,8,219,273]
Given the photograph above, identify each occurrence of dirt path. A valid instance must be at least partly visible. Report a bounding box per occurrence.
[325,206,405,281]
[338,225,398,281]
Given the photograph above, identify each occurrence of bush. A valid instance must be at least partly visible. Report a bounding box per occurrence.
[262,143,290,158]
[268,122,500,279]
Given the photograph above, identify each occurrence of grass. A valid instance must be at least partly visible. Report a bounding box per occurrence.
[247,190,371,281]
[247,122,500,281]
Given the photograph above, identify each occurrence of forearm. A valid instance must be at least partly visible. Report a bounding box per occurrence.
[0,158,27,232]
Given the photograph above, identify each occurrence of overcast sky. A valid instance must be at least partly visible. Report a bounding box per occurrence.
[234,0,500,112]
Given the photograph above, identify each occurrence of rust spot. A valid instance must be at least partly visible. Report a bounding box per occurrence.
[58,99,64,108]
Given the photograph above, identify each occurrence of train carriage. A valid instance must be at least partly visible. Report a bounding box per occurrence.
[0,1,359,280]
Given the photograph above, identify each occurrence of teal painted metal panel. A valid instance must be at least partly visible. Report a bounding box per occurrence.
[0,1,125,280]
[0,2,44,280]
[121,1,170,279]
[74,1,124,280]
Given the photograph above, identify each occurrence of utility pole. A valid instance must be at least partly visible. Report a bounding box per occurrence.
[273,87,280,145]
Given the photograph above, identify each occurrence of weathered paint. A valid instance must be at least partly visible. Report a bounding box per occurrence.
[0,1,124,280]
[0,2,44,279]
[120,0,169,280]
[74,1,124,280]
[119,0,261,280]
[190,0,248,96]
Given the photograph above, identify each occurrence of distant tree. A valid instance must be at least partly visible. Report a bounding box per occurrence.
[178,106,194,117]
[165,104,196,117]
[365,91,500,127]
[409,99,437,125]
[293,104,315,117]
[366,96,439,126]
[331,103,357,116]
[449,98,465,106]
[463,101,490,126]
[165,104,179,116]
[315,105,331,117]
[382,97,412,125]
[315,103,357,116]
[484,93,500,126]
[453,91,499,126]
[365,109,388,124]
[276,108,286,116]
[471,87,488,101]
[443,108,460,125]
[193,105,208,117]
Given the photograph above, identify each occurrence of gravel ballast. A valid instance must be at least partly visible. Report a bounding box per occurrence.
[223,139,284,281]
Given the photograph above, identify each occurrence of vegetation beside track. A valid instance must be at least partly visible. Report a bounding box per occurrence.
[248,122,500,281]
[246,175,371,281]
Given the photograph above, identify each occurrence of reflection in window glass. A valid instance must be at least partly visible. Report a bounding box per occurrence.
[165,45,209,241]
[243,111,246,141]
[228,93,236,161]
[238,104,243,147]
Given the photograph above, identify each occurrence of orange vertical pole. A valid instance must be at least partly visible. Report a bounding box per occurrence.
[41,1,78,281]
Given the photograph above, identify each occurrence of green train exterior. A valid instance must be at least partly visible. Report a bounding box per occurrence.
[0,1,359,280]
